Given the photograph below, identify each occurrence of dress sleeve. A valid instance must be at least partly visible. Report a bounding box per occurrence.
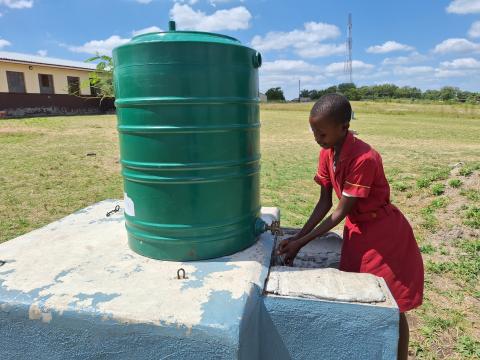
[313,150,332,188]
[343,155,376,198]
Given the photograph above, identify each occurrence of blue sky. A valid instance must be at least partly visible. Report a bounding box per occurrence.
[1,0,480,99]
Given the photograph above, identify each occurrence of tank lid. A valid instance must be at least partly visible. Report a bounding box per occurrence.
[129,20,241,46]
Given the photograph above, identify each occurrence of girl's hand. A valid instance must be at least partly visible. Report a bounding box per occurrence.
[277,238,302,266]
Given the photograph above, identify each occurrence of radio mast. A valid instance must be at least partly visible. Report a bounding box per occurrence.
[344,13,353,83]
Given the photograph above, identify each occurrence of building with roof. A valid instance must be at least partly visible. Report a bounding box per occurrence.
[0,51,97,95]
[0,52,114,118]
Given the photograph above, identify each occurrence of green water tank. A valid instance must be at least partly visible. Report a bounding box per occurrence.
[112,21,265,261]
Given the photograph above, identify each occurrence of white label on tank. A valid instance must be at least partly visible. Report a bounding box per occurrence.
[124,192,135,217]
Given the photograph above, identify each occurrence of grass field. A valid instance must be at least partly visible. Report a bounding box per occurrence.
[1,101,479,358]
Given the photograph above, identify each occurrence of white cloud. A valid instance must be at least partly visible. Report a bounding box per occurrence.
[260,59,379,98]
[170,3,251,31]
[435,57,480,78]
[440,57,480,69]
[262,59,319,73]
[446,0,480,14]
[366,41,414,54]
[433,38,480,53]
[174,0,199,5]
[393,66,434,76]
[251,22,340,53]
[0,38,11,48]
[468,21,480,38]
[434,69,465,78]
[0,0,33,8]
[324,60,374,75]
[37,49,47,57]
[132,26,163,36]
[259,59,327,98]
[382,52,427,65]
[209,0,241,6]
[296,44,345,58]
[69,35,130,55]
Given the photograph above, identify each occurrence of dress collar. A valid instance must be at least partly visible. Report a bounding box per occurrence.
[335,130,356,162]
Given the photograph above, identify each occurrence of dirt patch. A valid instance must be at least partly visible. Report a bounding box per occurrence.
[0,126,43,134]
[428,169,480,253]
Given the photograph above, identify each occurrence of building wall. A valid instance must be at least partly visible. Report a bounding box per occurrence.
[0,61,92,95]
[0,93,115,117]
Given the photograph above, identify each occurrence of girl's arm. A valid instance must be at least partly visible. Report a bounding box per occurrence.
[278,195,358,265]
[294,184,333,239]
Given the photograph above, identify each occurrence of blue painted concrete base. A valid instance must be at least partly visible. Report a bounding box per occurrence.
[0,200,400,359]
[262,296,399,359]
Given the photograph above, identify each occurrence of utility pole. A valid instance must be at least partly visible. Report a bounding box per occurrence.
[298,79,301,102]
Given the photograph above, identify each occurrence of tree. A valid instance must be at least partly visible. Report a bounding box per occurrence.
[423,89,440,100]
[265,87,285,101]
[300,89,310,98]
[337,83,356,94]
[344,88,361,101]
[395,86,422,99]
[82,55,114,99]
[324,85,337,94]
[438,86,458,101]
[337,83,359,101]
[308,90,322,100]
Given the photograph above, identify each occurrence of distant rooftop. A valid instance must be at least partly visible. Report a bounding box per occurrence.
[0,51,97,71]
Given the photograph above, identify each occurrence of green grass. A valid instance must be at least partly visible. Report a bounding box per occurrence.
[420,197,449,231]
[426,238,479,286]
[460,189,480,202]
[455,335,480,358]
[459,162,480,177]
[1,101,480,358]
[431,184,445,196]
[417,167,451,190]
[420,244,436,255]
[448,179,462,188]
[392,181,410,192]
[463,206,480,229]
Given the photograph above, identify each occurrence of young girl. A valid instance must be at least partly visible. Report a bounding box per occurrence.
[277,94,424,360]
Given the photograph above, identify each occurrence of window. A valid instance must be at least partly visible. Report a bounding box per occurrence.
[89,78,99,97]
[67,76,80,95]
[6,71,26,93]
[38,74,54,94]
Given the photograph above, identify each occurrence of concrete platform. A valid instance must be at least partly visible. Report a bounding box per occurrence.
[1,201,399,359]
[0,200,278,360]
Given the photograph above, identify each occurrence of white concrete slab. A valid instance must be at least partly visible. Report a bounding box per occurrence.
[265,266,393,304]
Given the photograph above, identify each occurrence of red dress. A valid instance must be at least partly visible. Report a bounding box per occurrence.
[314,131,424,312]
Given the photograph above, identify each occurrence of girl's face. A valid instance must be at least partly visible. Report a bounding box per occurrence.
[309,114,349,149]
